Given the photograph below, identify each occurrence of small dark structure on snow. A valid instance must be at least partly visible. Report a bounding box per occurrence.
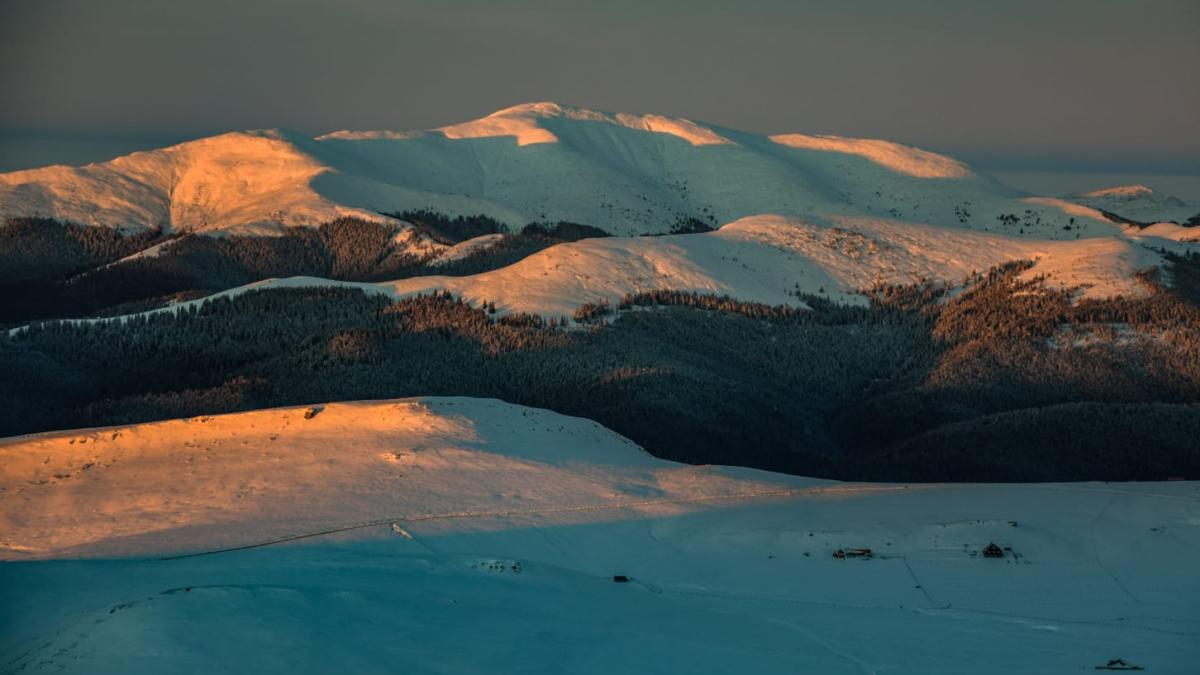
[982,543,1004,558]
[1095,658,1144,670]
[832,548,872,560]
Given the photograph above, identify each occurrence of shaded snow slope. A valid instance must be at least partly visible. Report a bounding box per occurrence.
[1,398,1197,673]
[2,102,1121,237]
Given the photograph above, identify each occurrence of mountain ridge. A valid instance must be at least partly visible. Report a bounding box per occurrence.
[0,102,1125,238]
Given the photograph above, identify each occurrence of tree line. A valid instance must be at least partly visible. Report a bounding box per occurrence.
[3,255,1197,482]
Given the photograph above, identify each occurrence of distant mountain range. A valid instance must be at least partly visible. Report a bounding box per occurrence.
[4,103,1198,325]
[4,101,1191,239]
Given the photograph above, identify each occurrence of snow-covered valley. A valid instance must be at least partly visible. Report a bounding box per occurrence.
[1,398,1197,673]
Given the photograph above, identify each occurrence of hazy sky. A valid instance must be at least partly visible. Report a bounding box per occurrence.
[1,0,1197,172]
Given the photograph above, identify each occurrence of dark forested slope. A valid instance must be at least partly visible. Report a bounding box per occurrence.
[4,256,1197,482]
[0,215,613,327]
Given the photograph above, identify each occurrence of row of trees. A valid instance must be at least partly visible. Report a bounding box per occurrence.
[0,217,434,326]
[0,217,168,284]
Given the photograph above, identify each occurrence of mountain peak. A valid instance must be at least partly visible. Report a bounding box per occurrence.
[3,103,1121,238]
[1082,184,1156,198]
[1067,184,1192,224]
[484,101,577,118]
[440,101,732,147]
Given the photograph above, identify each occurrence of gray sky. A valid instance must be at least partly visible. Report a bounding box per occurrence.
[1,0,1197,173]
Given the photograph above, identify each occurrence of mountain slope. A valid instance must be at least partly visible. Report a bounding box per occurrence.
[1,102,1120,237]
[367,213,1165,309]
[2,398,1197,673]
[56,213,1168,333]
[0,130,396,235]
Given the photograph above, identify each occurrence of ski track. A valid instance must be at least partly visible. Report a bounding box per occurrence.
[1088,493,1143,605]
[903,559,937,606]
[761,616,880,675]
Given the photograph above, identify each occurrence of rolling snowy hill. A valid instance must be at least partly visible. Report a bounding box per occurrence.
[36,211,1178,336]
[0,102,1126,238]
[290,212,1178,308]
[2,398,1197,673]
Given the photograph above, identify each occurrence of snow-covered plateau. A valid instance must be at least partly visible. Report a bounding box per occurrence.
[1,398,1197,673]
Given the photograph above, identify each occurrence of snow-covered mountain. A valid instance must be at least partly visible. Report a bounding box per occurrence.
[368,213,1180,305]
[7,103,1198,328]
[1067,184,1197,225]
[35,212,1179,335]
[2,398,1197,673]
[0,102,1124,238]
[0,130,390,236]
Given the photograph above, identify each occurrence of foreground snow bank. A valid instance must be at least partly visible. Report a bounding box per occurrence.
[1,397,1198,673]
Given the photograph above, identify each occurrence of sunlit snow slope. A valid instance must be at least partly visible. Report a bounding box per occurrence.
[1,398,1198,673]
[0,102,1124,237]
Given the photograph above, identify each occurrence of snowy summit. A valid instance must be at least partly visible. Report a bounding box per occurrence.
[0,102,1132,237]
